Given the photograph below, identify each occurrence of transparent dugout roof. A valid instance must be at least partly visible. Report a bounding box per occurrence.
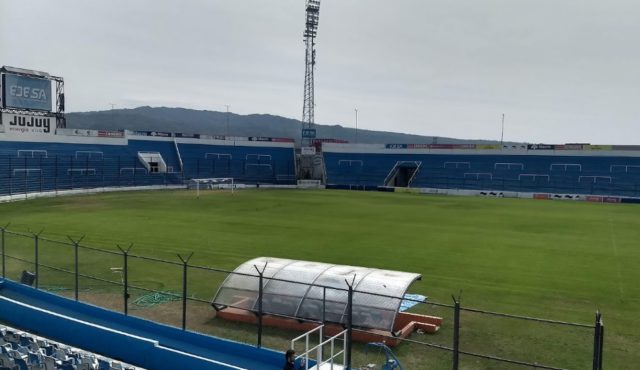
[212,257,421,332]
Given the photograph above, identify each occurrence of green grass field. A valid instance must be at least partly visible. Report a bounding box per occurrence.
[0,189,638,369]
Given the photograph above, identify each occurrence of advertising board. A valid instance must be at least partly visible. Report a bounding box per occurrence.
[2,73,52,111]
[1,113,55,135]
[302,128,317,138]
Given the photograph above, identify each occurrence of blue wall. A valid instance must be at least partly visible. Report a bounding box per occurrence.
[0,279,288,369]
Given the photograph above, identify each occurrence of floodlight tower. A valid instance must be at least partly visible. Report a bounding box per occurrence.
[301,0,320,147]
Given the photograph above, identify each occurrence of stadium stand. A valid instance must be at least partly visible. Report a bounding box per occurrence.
[178,142,296,184]
[0,324,139,370]
[0,133,296,197]
[323,144,640,197]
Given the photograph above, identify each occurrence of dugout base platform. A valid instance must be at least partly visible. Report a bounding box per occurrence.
[216,307,442,347]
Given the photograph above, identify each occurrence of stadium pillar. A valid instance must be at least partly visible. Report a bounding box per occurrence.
[178,253,194,330]
[452,295,461,370]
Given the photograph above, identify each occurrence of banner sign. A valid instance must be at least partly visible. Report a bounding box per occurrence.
[385,143,478,150]
[130,130,172,137]
[533,193,550,200]
[56,128,124,138]
[2,73,52,111]
[1,113,55,135]
[477,144,500,150]
[587,145,612,151]
[527,144,555,150]
[199,135,227,140]
[98,130,124,138]
[408,144,432,149]
[612,145,640,151]
[59,128,96,137]
[503,144,528,150]
[174,132,200,139]
[386,144,407,149]
[556,143,587,150]
[313,138,349,144]
[302,128,317,138]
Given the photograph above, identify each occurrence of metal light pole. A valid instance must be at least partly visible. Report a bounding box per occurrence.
[500,113,505,147]
[224,105,231,137]
[110,103,116,125]
[355,108,358,144]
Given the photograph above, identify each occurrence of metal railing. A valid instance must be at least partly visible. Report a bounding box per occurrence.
[292,325,348,370]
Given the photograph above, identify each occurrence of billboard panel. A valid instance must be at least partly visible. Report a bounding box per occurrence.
[1,113,55,135]
[2,73,53,111]
[302,128,316,138]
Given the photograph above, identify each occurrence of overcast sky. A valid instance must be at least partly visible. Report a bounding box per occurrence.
[2,0,639,143]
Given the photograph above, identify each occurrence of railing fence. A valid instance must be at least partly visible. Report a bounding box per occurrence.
[0,226,604,370]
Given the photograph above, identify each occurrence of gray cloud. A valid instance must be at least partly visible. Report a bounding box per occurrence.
[2,0,638,143]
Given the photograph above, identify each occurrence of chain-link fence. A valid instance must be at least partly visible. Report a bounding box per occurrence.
[0,227,604,370]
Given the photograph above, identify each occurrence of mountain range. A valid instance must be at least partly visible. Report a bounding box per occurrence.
[66,106,500,145]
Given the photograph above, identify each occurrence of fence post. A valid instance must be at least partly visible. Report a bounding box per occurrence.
[452,295,461,370]
[592,310,602,370]
[67,235,85,301]
[344,275,356,370]
[54,155,58,194]
[117,244,133,315]
[32,231,41,289]
[253,262,268,348]
[599,316,604,370]
[593,310,604,370]
[177,253,194,330]
[39,156,43,193]
[1,223,9,279]
[322,286,326,325]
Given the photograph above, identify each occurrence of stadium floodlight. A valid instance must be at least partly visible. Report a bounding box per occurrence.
[189,178,235,198]
[301,0,321,147]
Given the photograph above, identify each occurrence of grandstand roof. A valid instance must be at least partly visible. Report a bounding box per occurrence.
[212,257,422,332]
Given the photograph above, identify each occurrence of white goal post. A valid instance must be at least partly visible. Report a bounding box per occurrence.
[189,178,235,197]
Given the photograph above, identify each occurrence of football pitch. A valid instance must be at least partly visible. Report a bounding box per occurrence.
[0,189,638,369]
